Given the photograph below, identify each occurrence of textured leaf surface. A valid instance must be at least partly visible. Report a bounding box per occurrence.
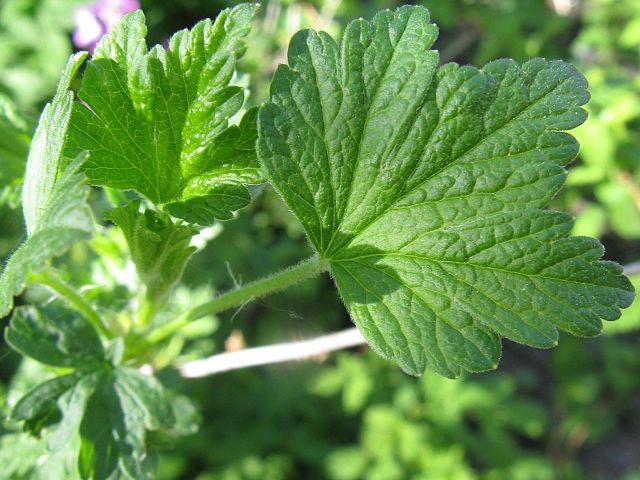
[66,5,261,225]
[106,201,196,305]
[258,6,635,376]
[0,53,93,317]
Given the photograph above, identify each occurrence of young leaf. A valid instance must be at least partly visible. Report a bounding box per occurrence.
[66,5,262,225]
[258,6,635,377]
[0,53,93,317]
[106,201,196,306]
[10,366,173,480]
[46,373,104,455]
[5,305,106,453]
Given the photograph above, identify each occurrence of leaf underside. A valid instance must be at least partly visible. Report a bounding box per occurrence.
[66,4,262,225]
[258,5,635,377]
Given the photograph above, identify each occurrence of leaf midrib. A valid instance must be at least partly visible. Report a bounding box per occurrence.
[331,251,625,293]
[323,15,422,254]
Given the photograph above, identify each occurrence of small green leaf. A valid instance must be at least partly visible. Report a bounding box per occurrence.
[5,306,104,368]
[0,53,93,317]
[47,372,102,452]
[9,372,102,455]
[67,5,262,225]
[106,201,196,306]
[114,367,175,431]
[11,372,84,434]
[78,368,174,480]
[258,6,635,376]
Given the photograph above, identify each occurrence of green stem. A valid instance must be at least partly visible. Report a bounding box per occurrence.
[146,255,328,345]
[29,270,112,339]
[103,186,129,208]
[137,294,159,328]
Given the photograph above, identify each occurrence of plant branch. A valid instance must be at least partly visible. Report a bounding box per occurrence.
[29,269,112,338]
[146,255,329,344]
[179,327,366,378]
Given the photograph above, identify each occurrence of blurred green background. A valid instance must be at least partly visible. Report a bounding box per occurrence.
[1,0,639,479]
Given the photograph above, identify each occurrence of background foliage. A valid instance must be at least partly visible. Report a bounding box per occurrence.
[0,0,639,478]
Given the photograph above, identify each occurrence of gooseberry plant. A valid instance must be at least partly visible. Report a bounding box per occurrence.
[0,3,635,478]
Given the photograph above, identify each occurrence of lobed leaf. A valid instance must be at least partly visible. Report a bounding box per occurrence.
[66,5,262,225]
[9,341,173,480]
[258,5,635,376]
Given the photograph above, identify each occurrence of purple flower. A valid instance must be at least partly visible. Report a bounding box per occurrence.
[73,0,140,52]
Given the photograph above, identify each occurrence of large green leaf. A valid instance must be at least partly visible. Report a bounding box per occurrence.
[258,6,635,377]
[0,53,92,317]
[66,5,262,225]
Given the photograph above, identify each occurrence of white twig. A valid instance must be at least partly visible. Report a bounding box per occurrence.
[180,259,640,378]
[624,261,640,277]
[179,327,366,378]
[550,0,580,16]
